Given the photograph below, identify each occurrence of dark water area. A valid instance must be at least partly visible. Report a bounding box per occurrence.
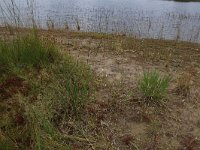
[1,0,200,42]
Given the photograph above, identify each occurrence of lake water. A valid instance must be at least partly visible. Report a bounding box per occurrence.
[1,0,200,42]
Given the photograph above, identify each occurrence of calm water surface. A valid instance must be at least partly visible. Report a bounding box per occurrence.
[2,0,200,42]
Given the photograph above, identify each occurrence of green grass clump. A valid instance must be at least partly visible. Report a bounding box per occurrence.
[0,31,94,149]
[139,70,171,102]
[0,33,58,74]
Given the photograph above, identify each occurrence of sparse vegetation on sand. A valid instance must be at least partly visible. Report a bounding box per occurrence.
[0,0,200,147]
[1,26,200,149]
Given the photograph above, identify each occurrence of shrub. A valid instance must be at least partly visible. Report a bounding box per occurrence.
[139,70,171,102]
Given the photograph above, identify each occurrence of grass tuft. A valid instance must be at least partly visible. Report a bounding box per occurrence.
[0,33,59,74]
[139,70,171,102]
[176,72,192,97]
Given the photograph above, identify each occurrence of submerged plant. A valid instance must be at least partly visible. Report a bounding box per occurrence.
[139,70,171,102]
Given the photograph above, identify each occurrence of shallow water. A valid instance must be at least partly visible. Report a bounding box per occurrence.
[1,0,200,42]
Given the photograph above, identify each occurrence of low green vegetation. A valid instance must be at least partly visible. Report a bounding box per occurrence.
[0,32,58,74]
[0,31,94,149]
[139,70,171,103]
